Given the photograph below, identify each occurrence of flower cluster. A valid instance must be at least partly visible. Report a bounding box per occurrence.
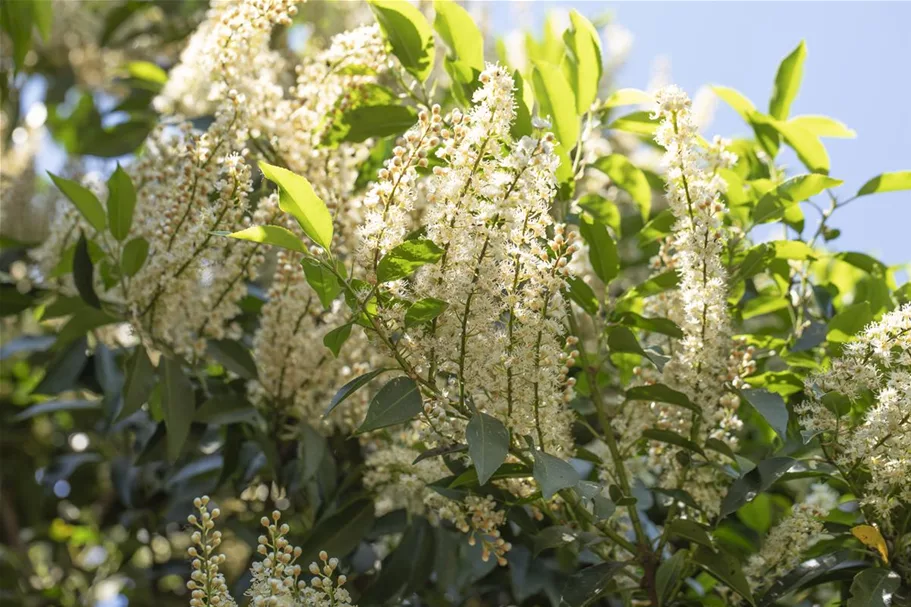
[359,64,576,458]
[797,303,911,525]
[744,500,827,591]
[187,497,355,607]
[642,86,741,516]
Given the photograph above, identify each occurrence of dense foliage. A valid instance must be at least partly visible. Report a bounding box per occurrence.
[2,1,910,606]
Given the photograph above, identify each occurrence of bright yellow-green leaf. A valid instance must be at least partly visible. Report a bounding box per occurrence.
[828,301,873,344]
[788,115,856,138]
[852,525,889,564]
[532,61,579,149]
[602,88,652,109]
[369,0,435,82]
[227,225,307,253]
[607,110,658,136]
[592,155,651,221]
[857,171,911,196]
[433,0,483,70]
[712,86,756,122]
[562,10,602,114]
[127,60,167,85]
[48,173,106,233]
[771,240,817,261]
[258,162,334,251]
[773,120,830,174]
[754,174,842,224]
[769,40,806,120]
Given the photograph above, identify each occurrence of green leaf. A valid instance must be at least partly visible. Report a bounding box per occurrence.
[616,312,683,338]
[324,369,387,418]
[827,301,873,343]
[48,173,107,233]
[666,520,715,549]
[773,119,830,174]
[404,297,449,328]
[771,240,817,260]
[627,384,698,415]
[711,85,756,121]
[161,357,195,462]
[73,234,101,309]
[692,546,755,605]
[126,60,168,85]
[656,550,688,607]
[754,174,843,224]
[376,238,443,282]
[55,307,117,346]
[207,339,257,380]
[566,277,599,316]
[740,388,789,440]
[258,162,334,251]
[227,225,306,253]
[638,209,675,245]
[121,237,149,277]
[323,323,353,358]
[602,88,652,108]
[300,500,375,565]
[334,104,418,143]
[36,337,89,394]
[857,170,911,196]
[369,0,435,81]
[300,257,342,309]
[643,429,706,457]
[106,165,136,241]
[466,412,510,485]
[562,10,602,114]
[119,347,155,420]
[12,399,100,422]
[449,462,530,488]
[511,69,534,139]
[357,376,423,433]
[532,60,579,149]
[560,562,626,607]
[533,450,580,499]
[846,568,901,607]
[720,456,796,518]
[787,115,855,139]
[742,295,789,320]
[579,213,619,284]
[769,40,806,121]
[607,110,658,135]
[433,0,483,70]
[577,194,621,233]
[592,155,651,220]
[623,270,680,300]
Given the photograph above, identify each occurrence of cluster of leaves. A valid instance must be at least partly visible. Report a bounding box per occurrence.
[2,2,910,607]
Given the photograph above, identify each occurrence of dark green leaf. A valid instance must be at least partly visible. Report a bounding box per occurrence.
[73,234,101,309]
[106,165,136,241]
[325,368,387,418]
[656,550,688,606]
[720,456,796,518]
[335,104,418,143]
[357,376,423,433]
[466,412,510,485]
[579,213,619,284]
[627,384,699,415]
[666,520,714,549]
[692,546,755,605]
[48,173,106,232]
[741,388,789,440]
[161,357,195,462]
[300,500,375,565]
[194,394,259,426]
[533,450,580,499]
[449,462,531,488]
[847,568,901,607]
[560,562,626,607]
[323,323,352,358]
[36,337,89,394]
[412,442,468,464]
[376,238,443,282]
[12,399,99,422]
[119,346,155,420]
[121,237,149,277]
[643,429,706,457]
[616,312,682,339]
[207,339,257,380]
[566,277,599,316]
[827,301,873,344]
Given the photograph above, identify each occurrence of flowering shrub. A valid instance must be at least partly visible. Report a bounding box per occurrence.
[2,1,910,606]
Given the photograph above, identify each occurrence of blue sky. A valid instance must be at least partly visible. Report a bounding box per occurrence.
[488,1,911,267]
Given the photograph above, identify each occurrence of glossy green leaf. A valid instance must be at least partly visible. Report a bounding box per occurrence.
[49,173,106,233]
[259,162,334,250]
[592,155,651,220]
[299,500,375,565]
[643,429,706,457]
[754,174,843,224]
[532,60,579,149]
[560,562,626,607]
[73,234,101,309]
[369,0,435,81]
[769,40,806,121]
[106,165,136,241]
[666,520,714,549]
[433,0,483,70]
[119,346,155,420]
[857,170,911,196]
[207,339,257,380]
[300,257,342,309]
[227,225,306,253]
[161,357,194,462]
[773,119,830,174]
[627,384,698,415]
[579,213,619,284]
[566,276,599,316]
[335,104,418,143]
[788,115,855,138]
[466,412,510,485]
[323,323,352,358]
[562,10,602,114]
[357,376,423,433]
[720,456,796,518]
[533,450,580,499]
[577,194,621,233]
[692,546,756,605]
[325,369,387,418]
[404,297,449,328]
[638,208,675,245]
[12,399,99,422]
[656,549,688,606]
[741,388,789,440]
[827,301,873,343]
[846,568,900,607]
[121,237,149,277]
[376,238,443,283]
